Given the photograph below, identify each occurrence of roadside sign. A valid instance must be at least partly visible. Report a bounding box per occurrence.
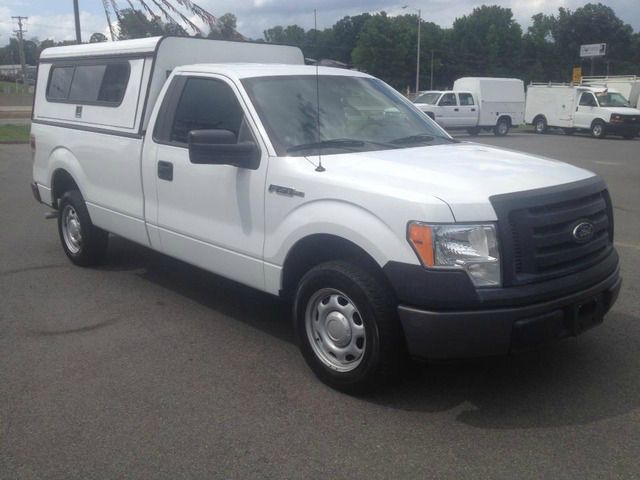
[572,67,582,83]
[580,43,606,58]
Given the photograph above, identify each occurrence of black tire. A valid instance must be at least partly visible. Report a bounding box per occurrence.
[534,116,547,134]
[294,261,404,394]
[57,190,108,266]
[563,128,575,135]
[494,117,510,136]
[467,127,480,136]
[591,120,606,139]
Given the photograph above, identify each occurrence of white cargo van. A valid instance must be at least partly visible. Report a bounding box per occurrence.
[525,82,640,139]
[31,37,621,392]
[581,75,640,109]
[413,78,524,136]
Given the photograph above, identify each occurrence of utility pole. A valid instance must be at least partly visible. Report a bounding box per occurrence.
[11,16,28,85]
[73,0,82,43]
[430,50,434,90]
[416,9,421,94]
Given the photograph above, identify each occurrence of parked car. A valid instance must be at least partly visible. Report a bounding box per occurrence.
[31,37,621,392]
[525,83,640,139]
[413,77,525,136]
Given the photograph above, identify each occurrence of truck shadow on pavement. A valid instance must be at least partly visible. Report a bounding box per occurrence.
[102,236,640,430]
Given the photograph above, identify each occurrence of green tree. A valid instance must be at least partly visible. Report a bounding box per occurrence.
[209,13,241,40]
[90,32,108,43]
[448,5,523,78]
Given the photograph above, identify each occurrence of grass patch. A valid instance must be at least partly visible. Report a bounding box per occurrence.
[0,124,30,143]
[0,80,31,94]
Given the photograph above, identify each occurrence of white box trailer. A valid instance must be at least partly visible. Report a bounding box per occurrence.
[33,36,304,137]
[452,77,525,127]
[581,75,640,109]
[525,82,640,139]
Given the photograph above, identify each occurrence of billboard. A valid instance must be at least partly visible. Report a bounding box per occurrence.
[580,43,607,58]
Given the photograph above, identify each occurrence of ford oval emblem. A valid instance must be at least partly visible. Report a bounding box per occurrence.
[572,221,594,244]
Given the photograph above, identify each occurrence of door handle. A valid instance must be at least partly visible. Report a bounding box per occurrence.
[454,108,459,111]
[471,108,476,112]
[158,161,173,181]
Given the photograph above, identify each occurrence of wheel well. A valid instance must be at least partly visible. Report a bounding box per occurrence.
[51,169,79,208]
[591,118,605,127]
[533,114,546,124]
[280,234,387,299]
[497,115,512,127]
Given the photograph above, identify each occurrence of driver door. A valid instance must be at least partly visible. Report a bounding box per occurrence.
[150,75,268,290]
[574,92,597,129]
[435,93,459,128]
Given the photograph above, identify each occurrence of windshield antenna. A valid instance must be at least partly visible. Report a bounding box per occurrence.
[314,8,325,172]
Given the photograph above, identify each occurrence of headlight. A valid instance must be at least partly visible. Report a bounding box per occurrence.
[610,114,623,123]
[408,222,501,287]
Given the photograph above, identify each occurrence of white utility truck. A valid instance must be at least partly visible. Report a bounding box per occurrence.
[525,82,640,139]
[31,37,621,392]
[581,75,640,109]
[413,77,525,136]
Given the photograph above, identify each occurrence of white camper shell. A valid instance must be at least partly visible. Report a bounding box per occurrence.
[452,77,525,127]
[525,82,640,139]
[34,36,304,136]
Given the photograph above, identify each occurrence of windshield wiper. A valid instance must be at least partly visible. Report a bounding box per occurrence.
[287,138,398,153]
[390,133,457,145]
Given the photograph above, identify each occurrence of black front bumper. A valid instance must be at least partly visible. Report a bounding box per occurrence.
[605,122,640,136]
[396,266,621,360]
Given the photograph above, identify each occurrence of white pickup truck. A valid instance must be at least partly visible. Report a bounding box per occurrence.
[413,77,525,136]
[31,37,621,392]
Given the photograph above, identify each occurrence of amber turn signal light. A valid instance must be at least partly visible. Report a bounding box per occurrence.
[408,222,435,267]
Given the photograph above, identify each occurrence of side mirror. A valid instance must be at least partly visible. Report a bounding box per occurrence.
[188,129,259,169]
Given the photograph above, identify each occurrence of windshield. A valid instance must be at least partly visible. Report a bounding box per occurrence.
[241,75,453,156]
[595,92,630,107]
[414,92,441,105]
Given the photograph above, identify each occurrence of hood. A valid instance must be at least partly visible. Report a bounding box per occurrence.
[605,107,640,116]
[316,142,595,222]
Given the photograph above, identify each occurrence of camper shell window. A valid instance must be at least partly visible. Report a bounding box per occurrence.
[46,61,131,106]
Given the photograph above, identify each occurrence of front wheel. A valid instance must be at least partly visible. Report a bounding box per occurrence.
[294,261,404,393]
[591,120,607,139]
[57,190,108,266]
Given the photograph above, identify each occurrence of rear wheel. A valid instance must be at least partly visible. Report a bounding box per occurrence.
[591,120,606,139]
[494,118,510,136]
[294,261,404,393]
[534,116,547,134]
[57,190,108,266]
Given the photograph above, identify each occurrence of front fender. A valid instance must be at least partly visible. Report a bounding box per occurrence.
[265,199,419,269]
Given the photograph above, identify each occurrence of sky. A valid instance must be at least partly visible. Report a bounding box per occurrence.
[1,0,639,46]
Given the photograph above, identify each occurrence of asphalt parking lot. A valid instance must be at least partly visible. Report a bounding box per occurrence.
[1,131,639,479]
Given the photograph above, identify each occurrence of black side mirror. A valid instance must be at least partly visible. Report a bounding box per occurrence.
[188,129,259,169]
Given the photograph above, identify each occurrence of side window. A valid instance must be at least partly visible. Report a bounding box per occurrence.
[46,62,130,105]
[579,93,597,107]
[47,66,74,100]
[439,93,457,106]
[170,78,245,145]
[458,93,474,106]
[69,65,106,102]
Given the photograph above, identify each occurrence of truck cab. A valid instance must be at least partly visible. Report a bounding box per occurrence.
[414,90,479,130]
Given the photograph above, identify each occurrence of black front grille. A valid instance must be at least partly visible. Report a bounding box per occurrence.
[491,177,614,286]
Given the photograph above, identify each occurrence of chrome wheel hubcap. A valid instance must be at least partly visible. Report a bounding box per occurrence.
[305,288,366,372]
[62,205,82,254]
